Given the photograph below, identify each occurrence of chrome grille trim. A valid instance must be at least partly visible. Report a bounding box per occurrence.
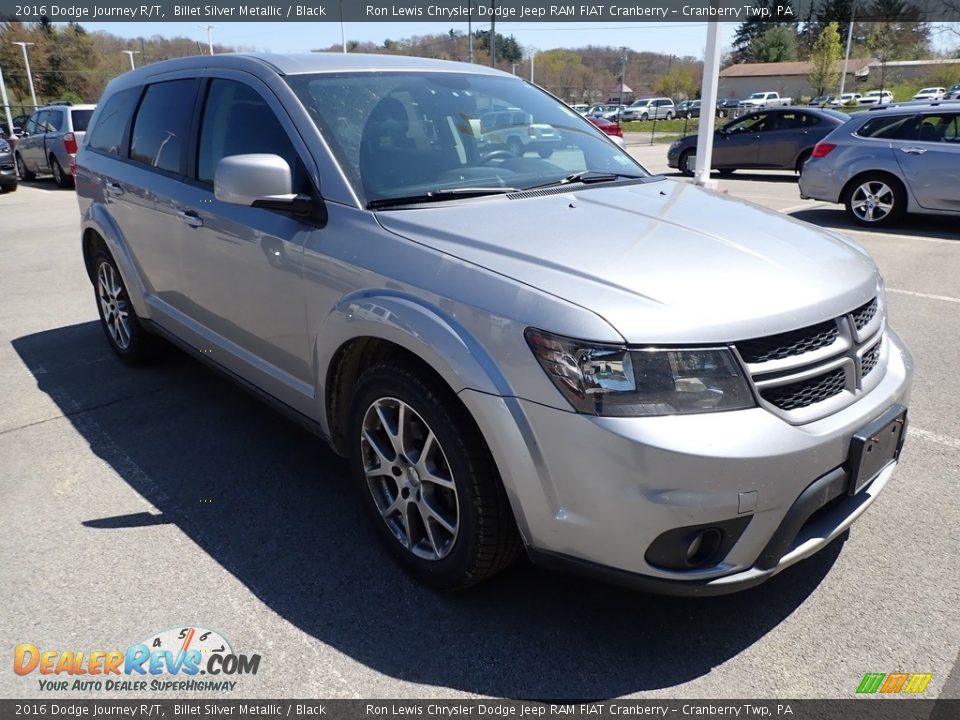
[735,297,886,424]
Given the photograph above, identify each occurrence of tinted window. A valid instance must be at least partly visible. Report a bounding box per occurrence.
[87,87,141,155]
[130,79,197,174]
[41,110,64,132]
[70,109,94,132]
[196,79,305,189]
[857,114,919,140]
[918,113,960,143]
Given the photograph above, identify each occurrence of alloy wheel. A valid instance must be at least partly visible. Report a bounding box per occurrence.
[97,261,132,349]
[360,397,460,560]
[850,181,895,223]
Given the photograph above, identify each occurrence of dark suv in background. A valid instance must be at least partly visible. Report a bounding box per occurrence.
[14,103,95,187]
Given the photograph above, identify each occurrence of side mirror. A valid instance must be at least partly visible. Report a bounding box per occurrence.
[214,154,313,214]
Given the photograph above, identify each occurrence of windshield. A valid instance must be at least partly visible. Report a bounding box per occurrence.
[286,71,648,205]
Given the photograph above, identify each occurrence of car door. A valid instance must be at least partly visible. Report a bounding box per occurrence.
[893,111,960,212]
[112,78,200,319]
[712,113,764,168]
[18,111,45,171]
[179,75,316,409]
[756,111,815,168]
[38,108,64,172]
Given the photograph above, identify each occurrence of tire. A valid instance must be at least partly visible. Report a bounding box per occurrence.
[537,148,554,159]
[844,173,906,227]
[640,113,649,122]
[507,137,523,157]
[92,250,158,365]
[665,111,674,120]
[795,149,812,177]
[50,155,72,188]
[0,181,16,193]
[717,168,736,177]
[349,362,522,590]
[679,149,695,177]
[15,152,35,181]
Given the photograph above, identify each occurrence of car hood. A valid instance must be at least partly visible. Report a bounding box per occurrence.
[374,178,879,344]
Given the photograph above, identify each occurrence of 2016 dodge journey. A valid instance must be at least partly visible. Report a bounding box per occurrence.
[75,53,913,594]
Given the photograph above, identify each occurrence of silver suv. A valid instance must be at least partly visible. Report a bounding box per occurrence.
[15,103,95,187]
[76,54,912,594]
[622,97,675,121]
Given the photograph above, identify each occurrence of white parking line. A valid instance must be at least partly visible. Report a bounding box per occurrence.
[909,427,960,451]
[887,288,960,304]
[780,201,827,214]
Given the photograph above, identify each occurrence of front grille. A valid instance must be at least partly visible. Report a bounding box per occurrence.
[736,320,839,364]
[760,368,847,411]
[861,342,881,377]
[851,298,878,332]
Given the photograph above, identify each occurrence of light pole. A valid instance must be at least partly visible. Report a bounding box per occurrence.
[11,42,37,109]
[468,0,473,63]
[199,25,215,55]
[122,50,140,70]
[490,0,496,68]
[839,1,858,98]
[529,47,536,84]
[0,64,16,144]
[340,0,347,53]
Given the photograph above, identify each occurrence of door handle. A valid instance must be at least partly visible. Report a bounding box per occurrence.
[176,210,204,228]
[900,147,927,155]
[105,182,124,197]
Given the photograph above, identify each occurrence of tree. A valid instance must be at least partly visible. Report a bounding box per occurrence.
[808,21,843,97]
[732,1,798,62]
[752,25,799,62]
[653,68,698,100]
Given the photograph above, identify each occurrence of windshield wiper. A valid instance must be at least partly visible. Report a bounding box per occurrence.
[367,187,517,210]
[522,171,648,191]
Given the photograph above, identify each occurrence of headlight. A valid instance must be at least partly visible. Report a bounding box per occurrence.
[669,140,681,150]
[525,328,756,417]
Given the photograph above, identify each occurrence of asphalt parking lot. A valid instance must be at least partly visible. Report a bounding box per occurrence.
[1,152,958,700]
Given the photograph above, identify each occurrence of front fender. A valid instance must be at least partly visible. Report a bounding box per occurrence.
[82,203,150,320]
[314,290,514,437]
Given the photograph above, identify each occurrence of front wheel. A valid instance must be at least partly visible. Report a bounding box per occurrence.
[15,153,35,181]
[665,111,674,120]
[93,250,158,364]
[679,149,695,177]
[845,173,905,227]
[507,137,524,157]
[349,363,521,589]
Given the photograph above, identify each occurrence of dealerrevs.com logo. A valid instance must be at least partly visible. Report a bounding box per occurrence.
[14,626,261,692]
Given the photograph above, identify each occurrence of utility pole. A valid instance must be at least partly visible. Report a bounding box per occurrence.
[339,0,347,53]
[529,47,536,83]
[468,0,473,63]
[122,50,139,70]
[0,64,16,142]
[199,25,215,55]
[839,2,857,98]
[490,0,496,68]
[693,14,723,189]
[618,47,627,123]
[11,42,37,109]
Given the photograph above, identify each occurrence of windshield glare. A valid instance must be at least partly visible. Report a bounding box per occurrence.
[286,71,648,205]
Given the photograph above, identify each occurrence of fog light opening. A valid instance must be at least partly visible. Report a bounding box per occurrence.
[686,528,723,566]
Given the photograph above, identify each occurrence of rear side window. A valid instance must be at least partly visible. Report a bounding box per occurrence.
[70,109,94,132]
[87,88,141,155]
[918,113,960,143]
[130,79,197,175]
[42,111,64,132]
[196,79,306,190]
[856,114,918,140]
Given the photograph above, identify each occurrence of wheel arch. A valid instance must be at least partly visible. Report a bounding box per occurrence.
[316,292,513,456]
[80,208,151,319]
[840,168,907,205]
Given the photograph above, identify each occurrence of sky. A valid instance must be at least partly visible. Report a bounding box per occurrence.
[75,21,740,58]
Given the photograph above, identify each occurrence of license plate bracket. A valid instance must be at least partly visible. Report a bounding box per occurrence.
[848,405,908,496]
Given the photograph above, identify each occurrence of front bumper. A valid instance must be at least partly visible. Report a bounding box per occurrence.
[459,330,912,594]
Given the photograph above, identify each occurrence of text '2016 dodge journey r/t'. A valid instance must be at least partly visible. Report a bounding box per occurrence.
[76,54,912,594]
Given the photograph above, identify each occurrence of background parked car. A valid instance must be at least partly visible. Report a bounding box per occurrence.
[913,87,945,101]
[808,95,834,107]
[667,107,849,177]
[569,103,590,115]
[479,109,561,158]
[944,84,960,100]
[739,91,792,108]
[716,98,741,117]
[859,90,894,106]
[586,115,624,146]
[830,92,862,107]
[677,100,702,119]
[14,103,95,187]
[800,104,960,226]
[621,97,675,121]
[0,134,18,193]
[588,104,625,121]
